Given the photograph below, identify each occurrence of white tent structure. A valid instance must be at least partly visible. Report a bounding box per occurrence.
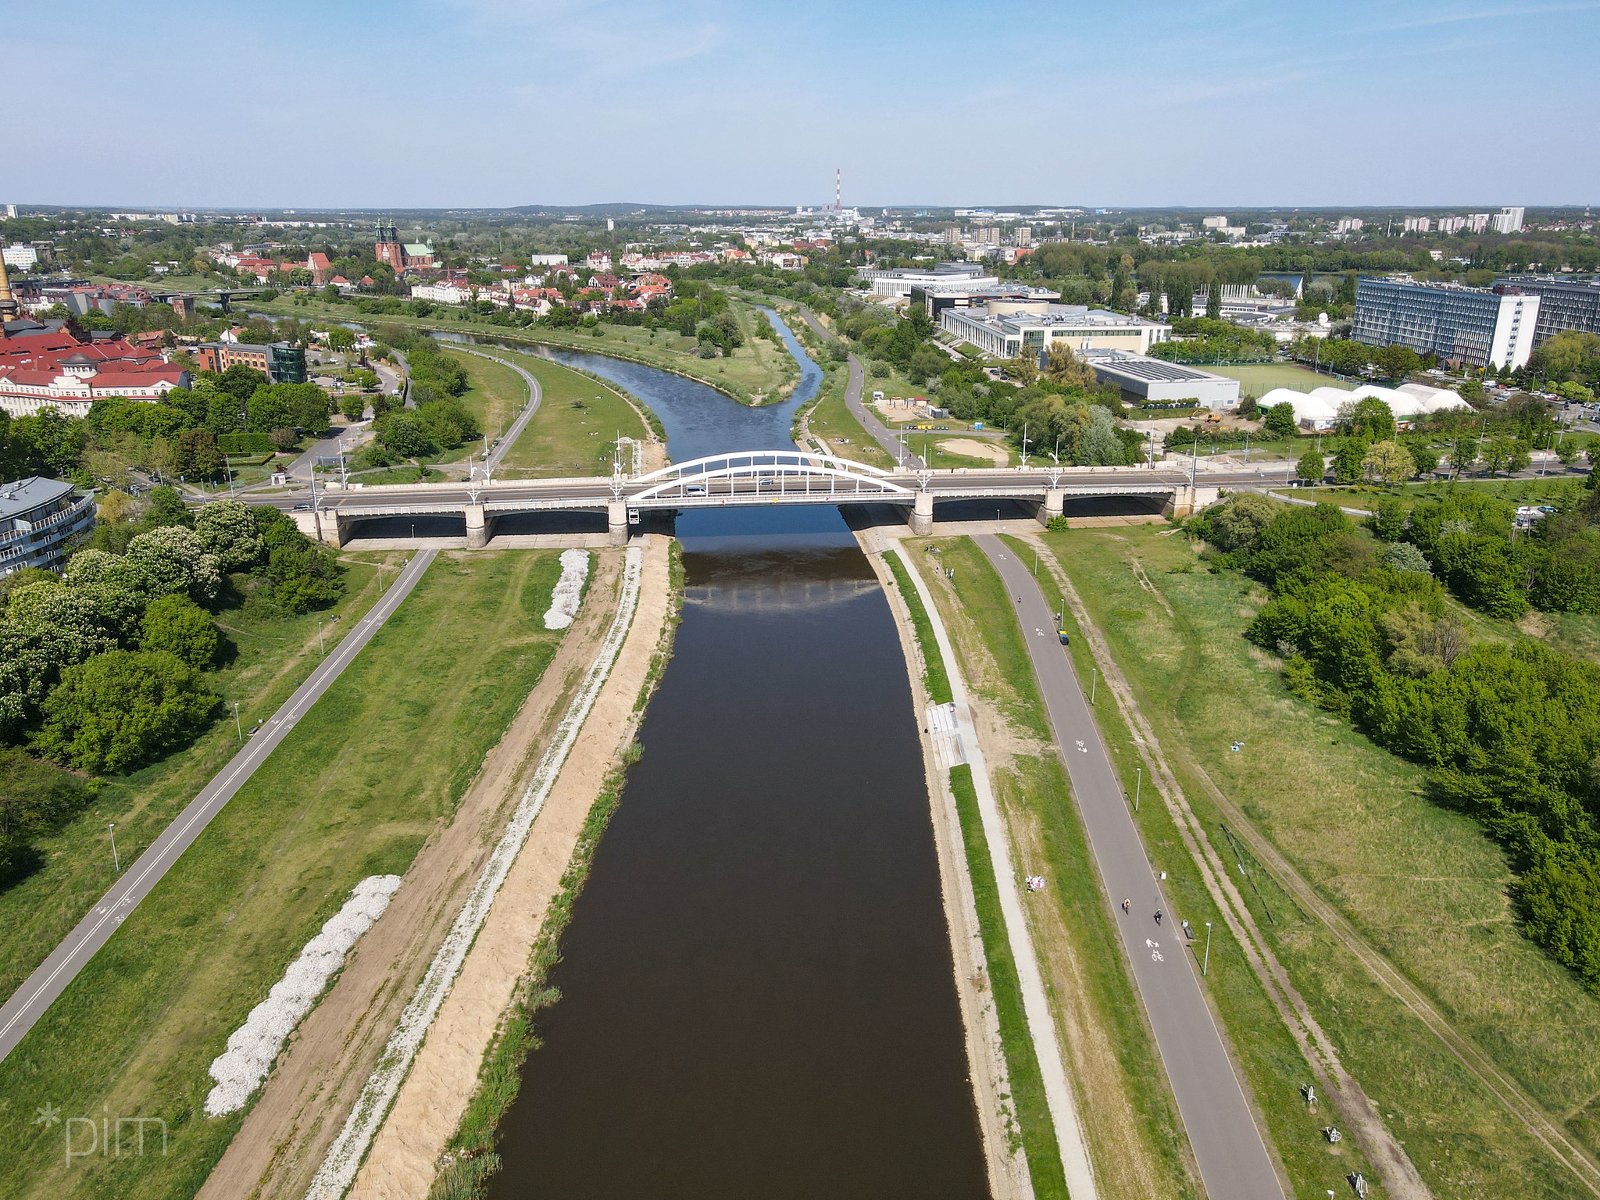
[1259,380,1470,431]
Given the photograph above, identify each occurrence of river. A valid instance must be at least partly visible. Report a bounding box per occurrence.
[478,314,991,1198]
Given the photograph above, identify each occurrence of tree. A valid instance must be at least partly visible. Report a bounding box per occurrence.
[1331,438,1367,484]
[145,484,192,529]
[124,525,222,604]
[1362,439,1416,486]
[1262,403,1298,438]
[33,650,220,774]
[375,410,435,458]
[13,409,87,476]
[339,394,367,422]
[0,748,91,883]
[1004,354,1039,386]
[1556,440,1581,466]
[1042,343,1096,389]
[1296,447,1326,484]
[1340,396,1396,442]
[214,364,269,402]
[194,499,265,572]
[139,594,219,668]
[1451,434,1480,476]
[175,428,224,480]
[1376,344,1422,382]
[326,326,356,353]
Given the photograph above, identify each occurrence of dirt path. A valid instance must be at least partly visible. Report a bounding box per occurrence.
[1016,530,1435,1200]
[860,529,1032,1200]
[198,551,629,1200]
[346,536,672,1198]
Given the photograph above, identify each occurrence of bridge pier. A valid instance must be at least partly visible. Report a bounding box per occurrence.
[608,500,630,547]
[292,508,347,548]
[1163,485,1222,519]
[908,491,934,537]
[1038,487,1065,526]
[464,503,491,549]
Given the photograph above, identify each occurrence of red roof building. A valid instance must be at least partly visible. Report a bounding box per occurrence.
[0,327,187,418]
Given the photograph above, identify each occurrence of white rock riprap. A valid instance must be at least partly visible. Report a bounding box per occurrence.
[204,874,403,1117]
[543,549,591,629]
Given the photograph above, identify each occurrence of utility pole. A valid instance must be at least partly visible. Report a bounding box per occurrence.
[108,823,120,873]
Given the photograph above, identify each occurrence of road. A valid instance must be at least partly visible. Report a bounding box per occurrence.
[444,345,543,475]
[0,550,438,1066]
[794,309,903,461]
[978,534,1286,1200]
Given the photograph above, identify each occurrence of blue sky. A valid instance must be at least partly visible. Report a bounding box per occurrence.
[9,0,1599,208]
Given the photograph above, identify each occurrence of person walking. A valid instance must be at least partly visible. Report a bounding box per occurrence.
[1120,898,1131,914]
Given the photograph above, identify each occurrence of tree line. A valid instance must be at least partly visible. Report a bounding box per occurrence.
[0,495,344,884]
[1193,492,1600,993]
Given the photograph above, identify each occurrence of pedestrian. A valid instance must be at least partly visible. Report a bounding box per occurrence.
[1154,909,1163,925]
[1120,897,1130,914]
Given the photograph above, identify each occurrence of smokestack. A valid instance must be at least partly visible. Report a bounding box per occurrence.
[835,167,842,211]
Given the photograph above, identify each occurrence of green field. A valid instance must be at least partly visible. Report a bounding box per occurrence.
[912,539,1197,1200]
[800,358,896,469]
[490,350,654,478]
[1206,362,1357,400]
[0,551,404,999]
[0,551,576,1200]
[1297,474,1587,513]
[443,348,526,451]
[260,296,798,405]
[1039,523,1600,1198]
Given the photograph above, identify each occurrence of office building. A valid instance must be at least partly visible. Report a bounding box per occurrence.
[1493,276,1600,345]
[856,262,996,299]
[193,341,307,383]
[907,282,1059,321]
[940,299,1170,359]
[0,476,96,577]
[1078,350,1240,409]
[1352,278,1540,370]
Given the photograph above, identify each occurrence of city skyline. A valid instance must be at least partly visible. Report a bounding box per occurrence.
[8,0,1600,209]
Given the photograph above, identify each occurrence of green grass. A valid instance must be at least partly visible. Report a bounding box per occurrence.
[0,552,403,999]
[916,539,1197,1200]
[0,550,575,1200]
[799,358,896,469]
[1201,362,1356,400]
[442,348,526,452]
[260,296,797,406]
[491,350,653,478]
[882,552,952,703]
[1297,474,1587,514]
[947,764,1069,1199]
[1042,523,1600,1198]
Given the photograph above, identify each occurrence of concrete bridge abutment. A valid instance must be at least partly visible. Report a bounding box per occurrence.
[1037,487,1065,526]
[1162,484,1222,519]
[292,508,348,548]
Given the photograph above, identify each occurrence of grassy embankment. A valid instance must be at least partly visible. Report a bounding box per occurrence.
[909,539,1200,1200]
[0,551,404,998]
[260,296,796,405]
[784,315,895,469]
[0,551,575,1200]
[1031,522,1600,1197]
[484,349,654,479]
[1294,474,1587,514]
[441,348,525,456]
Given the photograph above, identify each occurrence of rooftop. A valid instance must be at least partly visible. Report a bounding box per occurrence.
[1079,351,1230,384]
[0,476,73,519]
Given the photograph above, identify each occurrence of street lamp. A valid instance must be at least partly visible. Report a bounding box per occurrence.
[233,701,243,741]
[1134,764,1142,812]
[1089,666,1098,705]
[1203,921,1214,976]
[108,822,120,873]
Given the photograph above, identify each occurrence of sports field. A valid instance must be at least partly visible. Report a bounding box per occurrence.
[1206,362,1356,400]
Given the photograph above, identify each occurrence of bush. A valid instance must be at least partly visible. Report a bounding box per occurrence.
[33,650,220,773]
[139,595,220,668]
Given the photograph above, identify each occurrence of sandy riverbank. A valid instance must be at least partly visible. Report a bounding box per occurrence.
[196,543,669,1199]
[345,534,674,1198]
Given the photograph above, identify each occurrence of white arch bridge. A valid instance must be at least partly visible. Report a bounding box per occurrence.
[286,450,1249,547]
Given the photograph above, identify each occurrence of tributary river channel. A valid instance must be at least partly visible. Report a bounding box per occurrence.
[467,314,991,1198]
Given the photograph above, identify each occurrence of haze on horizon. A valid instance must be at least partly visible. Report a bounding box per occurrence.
[10,0,1600,210]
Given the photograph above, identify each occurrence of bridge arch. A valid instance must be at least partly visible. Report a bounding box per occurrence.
[628,450,911,505]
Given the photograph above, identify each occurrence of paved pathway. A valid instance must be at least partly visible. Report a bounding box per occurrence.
[445,345,543,475]
[0,550,438,1065]
[978,534,1286,1200]
[794,309,902,462]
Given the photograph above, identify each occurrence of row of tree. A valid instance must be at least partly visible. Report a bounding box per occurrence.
[1192,494,1600,994]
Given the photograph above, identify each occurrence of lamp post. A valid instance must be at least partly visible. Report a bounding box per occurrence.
[1203,920,1213,976]
[1090,666,1098,705]
[1134,764,1142,812]
[108,822,120,873]
[233,701,243,741]
[317,617,326,656]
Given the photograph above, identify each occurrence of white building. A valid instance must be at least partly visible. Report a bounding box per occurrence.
[1491,206,1526,235]
[1080,350,1240,409]
[1,244,38,270]
[940,300,1171,359]
[856,262,996,299]
[1403,216,1433,234]
[410,280,476,306]
[1260,381,1469,432]
[529,253,570,267]
[1202,215,1229,230]
[1333,218,1365,234]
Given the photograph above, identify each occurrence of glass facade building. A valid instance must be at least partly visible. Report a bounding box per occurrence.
[1353,278,1540,370]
